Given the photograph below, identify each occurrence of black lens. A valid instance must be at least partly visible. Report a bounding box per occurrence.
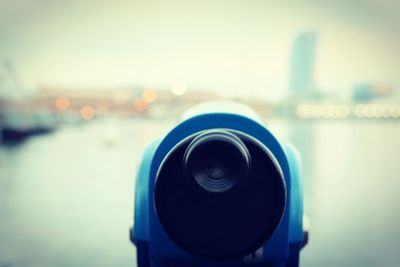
[154,130,286,260]
[183,130,251,193]
[205,155,228,179]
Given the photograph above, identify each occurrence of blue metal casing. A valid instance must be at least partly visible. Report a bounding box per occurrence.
[132,103,304,267]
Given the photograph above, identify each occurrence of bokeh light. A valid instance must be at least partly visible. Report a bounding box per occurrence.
[80,105,95,120]
[142,89,157,103]
[171,82,187,96]
[55,96,70,111]
[134,98,148,112]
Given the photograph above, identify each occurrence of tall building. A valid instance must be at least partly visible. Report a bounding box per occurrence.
[288,31,317,96]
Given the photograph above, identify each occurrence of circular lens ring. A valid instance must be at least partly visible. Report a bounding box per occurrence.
[183,130,251,193]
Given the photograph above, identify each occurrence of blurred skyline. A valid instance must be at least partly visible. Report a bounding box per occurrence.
[1,0,400,101]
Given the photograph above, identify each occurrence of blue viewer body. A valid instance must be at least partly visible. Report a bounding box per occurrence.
[131,102,306,267]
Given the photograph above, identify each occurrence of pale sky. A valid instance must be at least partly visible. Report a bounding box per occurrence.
[0,0,400,101]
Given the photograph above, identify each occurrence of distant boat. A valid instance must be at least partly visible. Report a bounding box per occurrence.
[1,126,54,143]
[0,110,56,143]
[0,57,56,143]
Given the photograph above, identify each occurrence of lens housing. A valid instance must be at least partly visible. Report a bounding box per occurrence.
[183,130,251,193]
[154,129,286,260]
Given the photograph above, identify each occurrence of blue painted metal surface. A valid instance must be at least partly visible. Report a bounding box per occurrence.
[132,102,304,266]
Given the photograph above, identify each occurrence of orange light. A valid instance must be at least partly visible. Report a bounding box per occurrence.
[134,98,148,112]
[55,96,70,111]
[80,105,95,120]
[142,89,157,103]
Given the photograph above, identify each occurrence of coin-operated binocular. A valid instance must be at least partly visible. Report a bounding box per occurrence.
[130,102,307,267]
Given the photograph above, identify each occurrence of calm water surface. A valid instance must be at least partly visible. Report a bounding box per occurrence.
[0,118,399,267]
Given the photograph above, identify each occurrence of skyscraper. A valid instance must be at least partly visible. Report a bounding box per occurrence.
[288,31,317,95]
